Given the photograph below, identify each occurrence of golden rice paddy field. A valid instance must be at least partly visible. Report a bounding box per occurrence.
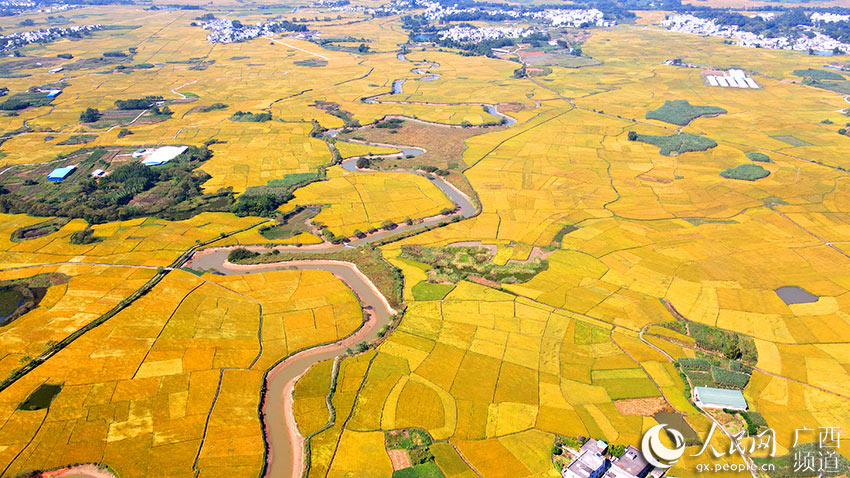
[0,2,848,477]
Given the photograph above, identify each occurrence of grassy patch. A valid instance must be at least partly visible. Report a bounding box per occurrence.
[258,206,321,240]
[386,429,438,471]
[645,100,726,126]
[549,224,577,249]
[10,218,70,242]
[683,218,737,226]
[770,135,811,146]
[400,245,548,285]
[56,134,97,145]
[720,164,770,181]
[294,58,328,67]
[631,132,717,156]
[392,462,445,478]
[411,281,455,300]
[312,101,359,128]
[0,88,58,111]
[793,68,844,81]
[745,151,772,163]
[199,102,227,113]
[267,172,321,189]
[17,383,63,410]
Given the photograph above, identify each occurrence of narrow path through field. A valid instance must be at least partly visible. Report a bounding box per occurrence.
[171,80,198,99]
[265,36,330,60]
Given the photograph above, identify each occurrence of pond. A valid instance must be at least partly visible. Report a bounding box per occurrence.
[775,286,819,305]
[18,383,63,411]
[0,287,25,324]
[654,411,699,440]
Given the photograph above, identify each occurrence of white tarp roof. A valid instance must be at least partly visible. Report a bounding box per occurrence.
[141,145,189,166]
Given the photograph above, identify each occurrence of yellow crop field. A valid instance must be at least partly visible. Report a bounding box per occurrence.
[1,2,849,477]
[0,268,363,478]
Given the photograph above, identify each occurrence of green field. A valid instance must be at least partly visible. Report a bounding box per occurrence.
[632,132,718,156]
[645,100,726,126]
[720,164,770,181]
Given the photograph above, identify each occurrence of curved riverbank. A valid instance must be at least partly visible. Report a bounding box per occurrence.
[181,258,396,478]
[182,150,478,478]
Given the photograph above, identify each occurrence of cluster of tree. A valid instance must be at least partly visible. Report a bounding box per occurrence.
[375,118,403,129]
[0,90,56,111]
[199,102,227,113]
[693,8,850,43]
[230,190,290,217]
[688,321,758,363]
[402,14,435,34]
[227,248,259,262]
[264,20,308,33]
[114,95,163,110]
[230,111,272,122]
[80,107,101,123]
[437,37,516,57]
[0,146,225,224]
[69,227,100,245]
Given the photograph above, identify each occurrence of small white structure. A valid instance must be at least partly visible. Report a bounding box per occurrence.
[141,145,189,166]
[91,168,106,178]
[706,69,759,89]
[131,148,150,158]
[694,386,748,411]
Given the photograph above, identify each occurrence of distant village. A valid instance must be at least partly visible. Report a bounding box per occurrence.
[201,18,307,44]
[662,13,850,54]
[319,0,614,29]
[0,0,78,16]
[0,24,100,52]
[438,25,537,43]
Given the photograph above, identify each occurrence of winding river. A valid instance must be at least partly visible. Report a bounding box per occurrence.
[181,49,504,478]
[183,154,477,478]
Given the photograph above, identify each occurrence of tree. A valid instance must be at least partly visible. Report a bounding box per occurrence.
[608,444,626,458]
[723,340,742,360]
[627,131,638,141]
[79,108,101,123]
[358,43,370,53]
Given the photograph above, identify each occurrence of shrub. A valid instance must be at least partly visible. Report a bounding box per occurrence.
[227,248,259,262]
[720,164,770,181]
[678,358,711,371]
[114,96,163,110]
[79,108,101,123]
[230,111,272,122]
[711,366,750,389]
[745,152,771,163]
